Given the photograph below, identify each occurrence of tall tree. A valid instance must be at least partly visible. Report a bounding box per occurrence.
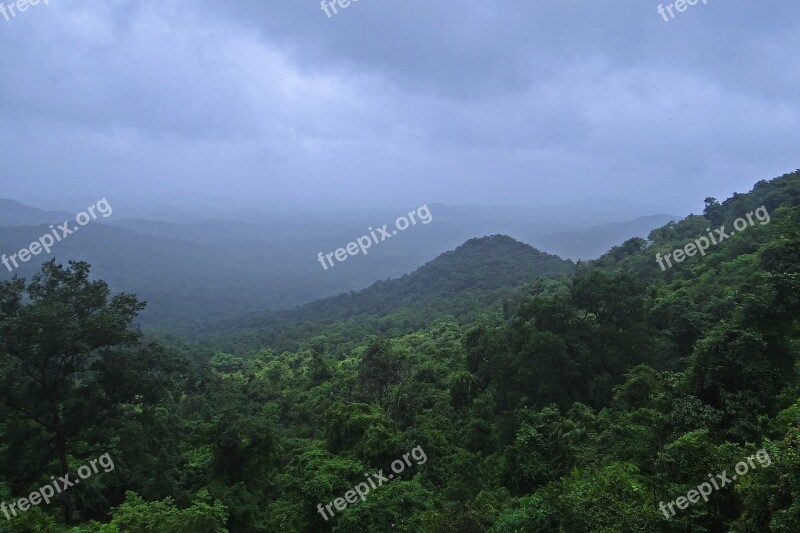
[0,260,145,523]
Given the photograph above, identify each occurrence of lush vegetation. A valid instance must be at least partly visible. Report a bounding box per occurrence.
[1,171,799,531]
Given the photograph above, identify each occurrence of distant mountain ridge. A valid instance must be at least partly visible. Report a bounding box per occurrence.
[534,214,680,260]
[0,199,72,226]
[1,199,676,333]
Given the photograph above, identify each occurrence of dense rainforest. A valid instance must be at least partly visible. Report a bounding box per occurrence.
[1,170,799,532]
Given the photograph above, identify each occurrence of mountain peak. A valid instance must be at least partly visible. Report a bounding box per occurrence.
[214,235,573,352]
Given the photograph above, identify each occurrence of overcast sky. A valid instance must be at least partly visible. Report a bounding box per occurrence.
[1,0,798,215]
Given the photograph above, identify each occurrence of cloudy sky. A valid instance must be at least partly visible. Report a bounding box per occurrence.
[1,0,798,215]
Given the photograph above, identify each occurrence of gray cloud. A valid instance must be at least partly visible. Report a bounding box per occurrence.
[1,0,798,215]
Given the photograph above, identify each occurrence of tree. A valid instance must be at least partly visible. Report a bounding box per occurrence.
[0,260,145,523]
[356,338,402,402]
[106,491,228,532]
[448,371,481,409]
[704,197,723,226]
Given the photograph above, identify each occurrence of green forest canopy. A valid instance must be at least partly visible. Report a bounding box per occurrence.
[1,170,799,531]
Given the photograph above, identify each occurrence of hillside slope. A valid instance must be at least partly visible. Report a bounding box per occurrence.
[240,170,800,531]
[207,235,574,352]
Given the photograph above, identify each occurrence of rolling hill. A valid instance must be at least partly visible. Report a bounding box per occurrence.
[205,234,574,353]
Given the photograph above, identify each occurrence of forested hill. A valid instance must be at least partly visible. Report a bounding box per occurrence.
[205,235,573,353]
[239,170,799,531]
[586,169,800,280]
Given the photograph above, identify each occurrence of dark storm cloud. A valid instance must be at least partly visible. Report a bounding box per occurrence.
[0,0,798,215]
